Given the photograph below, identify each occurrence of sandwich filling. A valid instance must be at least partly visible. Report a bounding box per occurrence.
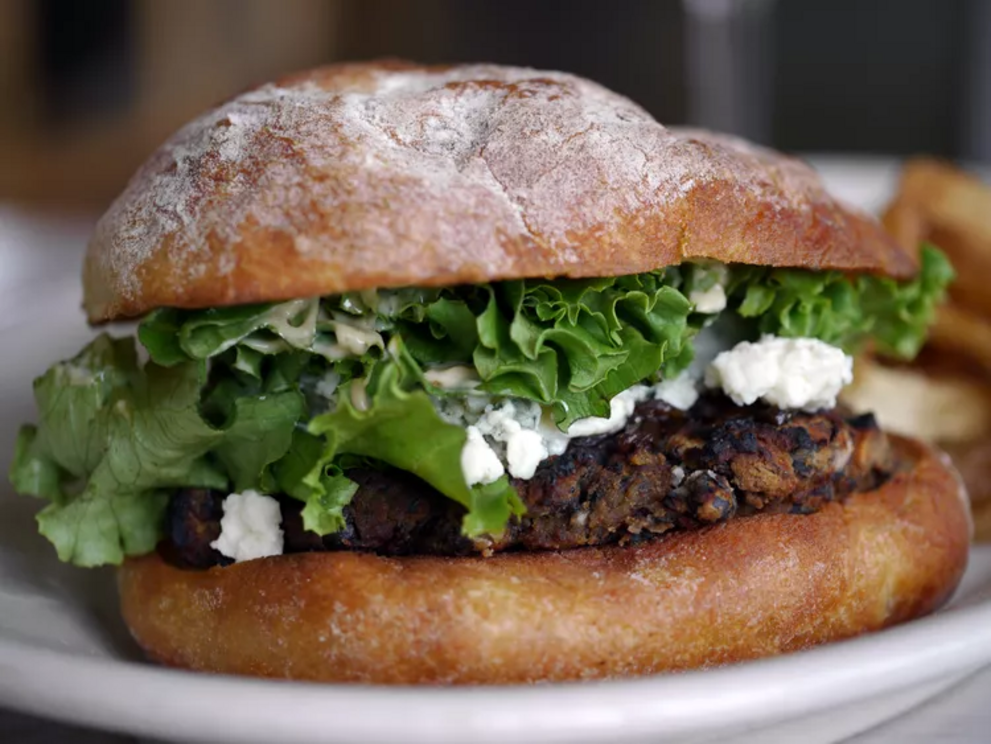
[167,395,893,568]
[10,248,951,567]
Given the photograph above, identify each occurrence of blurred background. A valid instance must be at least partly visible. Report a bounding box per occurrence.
[0,0,987,211]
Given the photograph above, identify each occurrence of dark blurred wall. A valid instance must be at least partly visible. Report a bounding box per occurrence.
[337,0,687,125]
[0,0,983,210]
[771,0,969,156]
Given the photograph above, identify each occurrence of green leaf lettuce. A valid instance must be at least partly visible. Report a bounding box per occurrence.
[9,247,953,566]
[9,335,299,566]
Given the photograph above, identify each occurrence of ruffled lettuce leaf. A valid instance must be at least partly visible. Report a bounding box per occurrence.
[8,335,300,566]
[302,343,524,537]
[472,274,698,426]
[9,248,953,565]
[859,245,955,357]
[732,245,952,358]
[139,299,323,364]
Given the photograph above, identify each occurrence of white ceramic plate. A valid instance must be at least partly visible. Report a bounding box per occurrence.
[2,162,991,744]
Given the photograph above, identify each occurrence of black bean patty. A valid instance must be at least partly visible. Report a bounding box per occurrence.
[165,394,894,568]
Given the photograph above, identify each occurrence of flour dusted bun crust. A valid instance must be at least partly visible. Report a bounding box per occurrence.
[119,437,969,683]
[84,61,915,323]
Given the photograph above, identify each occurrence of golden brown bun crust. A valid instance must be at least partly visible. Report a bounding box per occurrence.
[118,436,970,684]
[84,61,915,322]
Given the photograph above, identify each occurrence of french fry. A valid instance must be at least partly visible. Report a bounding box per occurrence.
[926,227,991,318]
[894,159,991,245]
[841,356,991,444]
[883,159,991,318]
[928,303,991,374]
[879,158,991,540]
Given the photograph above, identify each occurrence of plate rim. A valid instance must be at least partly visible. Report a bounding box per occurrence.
[2,551,991,744]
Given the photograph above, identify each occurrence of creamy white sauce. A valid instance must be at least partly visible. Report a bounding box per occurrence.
[424,365,481,390]
[537,412,572,457]
[239,299,388,362]
[331,320,383,357]
[261,298,319,348]
[349,378,370,411]
[241,336,289,355]
[565,386,652,437]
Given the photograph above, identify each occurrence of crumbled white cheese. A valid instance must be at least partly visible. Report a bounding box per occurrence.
[475,399,541,439]
[456,380,702,487]
[210,490,284,563]
[653,372,699,410]
[473,400,546,479]
[705,335,853,411]
[688,314,749,379]
[689,283,727,314]
[566,385,652,437]
[433,394,490,426]
[505,428,548,480]
[424,365,481,390]
[461,425,505,486]
[687,263,729,314]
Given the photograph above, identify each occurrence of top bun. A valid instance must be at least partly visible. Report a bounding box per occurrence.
[83,61,915,322]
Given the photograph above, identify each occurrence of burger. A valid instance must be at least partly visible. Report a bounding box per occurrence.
[9,62,969,684]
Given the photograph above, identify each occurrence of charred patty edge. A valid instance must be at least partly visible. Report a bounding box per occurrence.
[165,394,895,568]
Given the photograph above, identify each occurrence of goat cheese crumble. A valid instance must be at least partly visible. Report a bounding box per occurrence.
[471,399,549,480]
[457,376,700,487]
[461,425,506,486]
[653,372,700,411]
[688,263,729,314]
[210,490,284,563]
[705,335,853,411]
[456,333,855,488]
[689,283,727,314]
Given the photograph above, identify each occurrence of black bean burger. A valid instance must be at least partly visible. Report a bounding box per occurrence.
[10,61,968,683]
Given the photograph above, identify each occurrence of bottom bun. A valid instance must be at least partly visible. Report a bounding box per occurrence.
[118,436,971,684]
